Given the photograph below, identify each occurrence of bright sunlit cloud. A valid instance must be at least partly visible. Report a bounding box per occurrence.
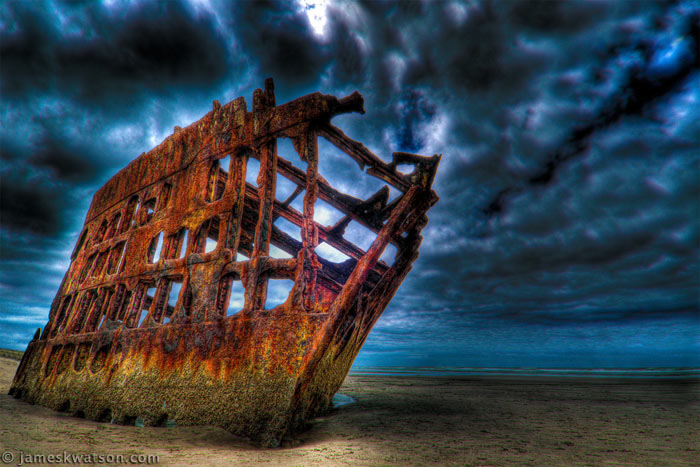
[298,0,330,37]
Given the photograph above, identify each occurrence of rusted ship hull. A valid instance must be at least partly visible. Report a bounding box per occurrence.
[10,79,439,446]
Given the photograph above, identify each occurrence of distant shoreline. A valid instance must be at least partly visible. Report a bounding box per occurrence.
[349,366,700,379]
[0,349,23,361]
[2,348,697,378]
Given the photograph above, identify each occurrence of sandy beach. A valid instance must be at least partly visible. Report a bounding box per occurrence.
[1,356,698,466]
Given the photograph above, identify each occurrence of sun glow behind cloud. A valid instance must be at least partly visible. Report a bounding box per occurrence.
[298,0,330,37]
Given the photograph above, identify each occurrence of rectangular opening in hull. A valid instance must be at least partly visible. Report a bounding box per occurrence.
[315,242,351,263]
[163,280,182,324]
[265,279,294,310]
[217,274,245,317]
[246,158,260,186]
[227,280,245,317]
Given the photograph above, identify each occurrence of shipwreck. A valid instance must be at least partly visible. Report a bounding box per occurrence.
[10,79,440,446]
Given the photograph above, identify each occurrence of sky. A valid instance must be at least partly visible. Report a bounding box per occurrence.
[1,0,698,368]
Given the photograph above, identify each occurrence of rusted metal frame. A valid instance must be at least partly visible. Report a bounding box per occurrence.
[292,185,422,399]
[238,163,354,302]
[172,277,192,322]
[85,249,106,283]
[94,220,109,246]
[105,212,121,240]
[237,207,258,257]
[329,212,423,350]
[147,278,170,324]
[94,249,110,277]
[160,233,177,262]
[212,215,224,250]
[249,90,365,144]
[360,231,423,339]
[75,229,128,273]
[83,287,108,332]
[48,295,74,338]
[298,128,321,311]
[222,257,296,279]
[69,290,95,335]
[281,184,304,207]
[125,283,148,328]
[267,154,404,243]
[161,287,180,322]
[105,243,120,275]
[61,264,78,298]
[98,287,116,330]
[107,284,126,321]
[204,162,216,202]
[269,219,359,289]
[79,253,96,283]
[192,218,213,254]
[70,228,90,260]
[69,219,189,298]
[140,297,155,325]
[314,270,343,294]
[93,153,181,222]
[158,183,172,211]
[119,196,140,235]
[329,185,422,319]
[244,183,389,274]
[225,149,249,254]
[391,152,441,189]
[269,212,382,290]
[11,80,442,446]
[272,186,379,268]
[58,289,86,336]
[239,197,302,269]
[67,247,234,307]
[254,257,296,279]
[268,222,373,294]
[246,81,277,311]
[270,224,302,257]
[314,195,426,357]
[58,292,83,336]
[327,232,425,360]
[82,132,219,227]
[214,274,234,318]
[318,124,411,191]
[116,289,132,322]
[314,257,354,293]
[42,297,63,338]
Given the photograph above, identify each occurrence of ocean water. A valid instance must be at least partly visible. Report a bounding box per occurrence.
[348,366,700,379]
[331,393,356,408]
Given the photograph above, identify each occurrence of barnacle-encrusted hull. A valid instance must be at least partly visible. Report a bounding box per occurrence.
[10,79,439,446]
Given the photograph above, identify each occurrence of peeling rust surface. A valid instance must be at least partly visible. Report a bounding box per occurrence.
[10,79,440,446]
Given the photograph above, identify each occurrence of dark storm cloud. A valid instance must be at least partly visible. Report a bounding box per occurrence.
[309,0,698,362]
[1,0,697,367]
[1,0,233,108]
[0,177,69,236]
[481,6,700,214]
[29,133,104,183]
[0,0,243,350]
[230,0,327,93]
[0,0,241,239]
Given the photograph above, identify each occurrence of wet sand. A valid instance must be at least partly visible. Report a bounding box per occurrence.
[1,356,698,466]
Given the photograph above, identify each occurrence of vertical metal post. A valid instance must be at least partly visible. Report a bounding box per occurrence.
[226,150,248,254]
[299,129,320,311]
[247,79,277,311]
